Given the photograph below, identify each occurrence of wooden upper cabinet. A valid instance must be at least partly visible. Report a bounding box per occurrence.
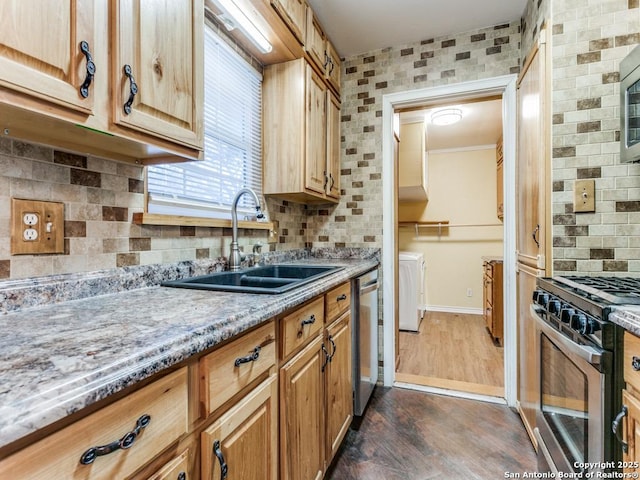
[0,0,95,115]
[112,0,203,150]
[305,66,327,195]
[326,92,341,199]
[305,7,325,73]
[271,0,306,45]
[263,58,339,204]
[517,35,549,270]
[324,39,341,95]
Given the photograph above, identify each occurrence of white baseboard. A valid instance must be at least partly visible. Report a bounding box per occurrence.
[425,305,483,315]
[394,381,507,405]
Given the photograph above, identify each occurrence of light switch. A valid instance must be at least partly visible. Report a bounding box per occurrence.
[574,179,595,213]
[11,198,65,255]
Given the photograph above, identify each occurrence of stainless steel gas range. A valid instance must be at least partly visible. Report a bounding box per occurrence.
[530,276,640,475]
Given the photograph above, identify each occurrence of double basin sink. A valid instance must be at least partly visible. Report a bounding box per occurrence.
[162,264,343,294]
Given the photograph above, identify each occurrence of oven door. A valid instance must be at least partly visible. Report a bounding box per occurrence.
[530,305,611,474]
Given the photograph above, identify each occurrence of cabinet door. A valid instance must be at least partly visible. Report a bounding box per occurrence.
[201,375,278,480]
[517,38,548,269]
[0,0,95,114]
[326,92,341,199]
[305,7,325,73]
[113,0,203,149]
[622,390,640,472]
[517,263,542,447]
[305,65,327,196]
[271,0,306,45]
[325,40,341,95]
[280,335,325,480]
[325,311,352,462]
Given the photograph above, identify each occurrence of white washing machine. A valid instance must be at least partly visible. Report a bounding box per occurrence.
[398,251,426,331]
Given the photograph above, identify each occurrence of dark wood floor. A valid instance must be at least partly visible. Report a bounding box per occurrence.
[327,386,537,479]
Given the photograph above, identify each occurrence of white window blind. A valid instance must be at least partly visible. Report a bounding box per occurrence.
[147,26,263,218]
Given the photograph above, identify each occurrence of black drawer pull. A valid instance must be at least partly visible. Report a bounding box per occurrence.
[336,294,347,301]
[123,64,138,115]
[234,346,261,367]
[79,414,151,465]
[632,356,640,371]
[177,472,186,480]
[213,440,228,480]
[79,41,95,98]
[612,405,628,453]
[301,314,316,327]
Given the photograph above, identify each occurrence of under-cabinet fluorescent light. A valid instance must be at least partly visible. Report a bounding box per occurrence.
[211,0,273,54]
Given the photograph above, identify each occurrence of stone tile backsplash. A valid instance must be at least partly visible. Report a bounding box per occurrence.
[551,0,640,274]
[0,138,306,280]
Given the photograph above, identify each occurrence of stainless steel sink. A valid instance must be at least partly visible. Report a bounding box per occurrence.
[162,265,343,294]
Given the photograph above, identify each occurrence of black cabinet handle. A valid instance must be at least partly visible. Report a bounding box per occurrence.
[632,356,640,371]
[234,346,261,367]
[612,405,628,453]
[329,58,335,74]
[79,414,151,465]
[329,173,335,190]
[328,335,336,362]
[336,294,347,301]
[532,224,540,248]
[323,51,330,69]
[301,314,316,327]
[323,170,328,190]
[177,472,186,480]
[123,64,138,115]
[321,343,329,372]
[213,440,228,480]
[79,41,95,98]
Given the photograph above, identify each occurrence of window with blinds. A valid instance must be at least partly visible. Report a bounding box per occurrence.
[147,25,263,219]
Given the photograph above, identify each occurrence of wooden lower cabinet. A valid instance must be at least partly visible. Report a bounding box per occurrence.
[280,335,326,480]
[0,285,356,480]
[517,263,542,447]
[483,259,503,345]
[325,310,353,461]
[0,368,189,480]
[201,375,278,480]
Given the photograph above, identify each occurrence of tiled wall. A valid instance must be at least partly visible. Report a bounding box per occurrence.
[307,22,522,248]
[551,0,640,275]
[0,138,306,280]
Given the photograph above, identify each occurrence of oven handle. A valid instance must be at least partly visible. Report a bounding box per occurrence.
[530,305,602,367]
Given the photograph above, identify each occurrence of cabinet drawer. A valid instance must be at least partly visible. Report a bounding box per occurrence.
[0,368,188,480]
[147,449,190,480]
[624,332,640,391]
[201,321,276,417]
[325,282,351,322]
[281,297,324,359]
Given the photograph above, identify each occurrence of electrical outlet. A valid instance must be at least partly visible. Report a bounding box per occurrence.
[466,288,473,297]
[11,198,64,255]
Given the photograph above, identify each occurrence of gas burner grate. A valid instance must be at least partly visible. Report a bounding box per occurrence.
[553,276,640,305]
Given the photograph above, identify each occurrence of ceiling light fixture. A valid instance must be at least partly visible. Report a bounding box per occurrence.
[430,108,463,126]
[210,0,273,54]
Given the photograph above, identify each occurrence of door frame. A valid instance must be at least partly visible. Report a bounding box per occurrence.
[381,74,519,407]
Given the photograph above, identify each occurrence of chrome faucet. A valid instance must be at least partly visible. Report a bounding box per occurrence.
[229,187,264,271]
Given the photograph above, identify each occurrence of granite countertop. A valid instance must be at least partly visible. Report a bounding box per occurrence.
[609,306,640,337]
[0,255,378,451]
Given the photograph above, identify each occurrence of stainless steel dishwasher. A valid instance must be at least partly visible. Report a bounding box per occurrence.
[352,267,379,416]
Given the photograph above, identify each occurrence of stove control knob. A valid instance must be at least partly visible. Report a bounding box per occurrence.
[581,318,600,335]
[560,308,575,323]
[548,299,561,316]
[570,313,586,331]
[533,290,549,307]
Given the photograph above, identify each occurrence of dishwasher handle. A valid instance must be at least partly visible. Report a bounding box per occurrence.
[360,281,378,295]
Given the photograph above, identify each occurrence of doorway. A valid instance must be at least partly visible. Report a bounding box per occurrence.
[380,75,518,407]
[394,97,505,398]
